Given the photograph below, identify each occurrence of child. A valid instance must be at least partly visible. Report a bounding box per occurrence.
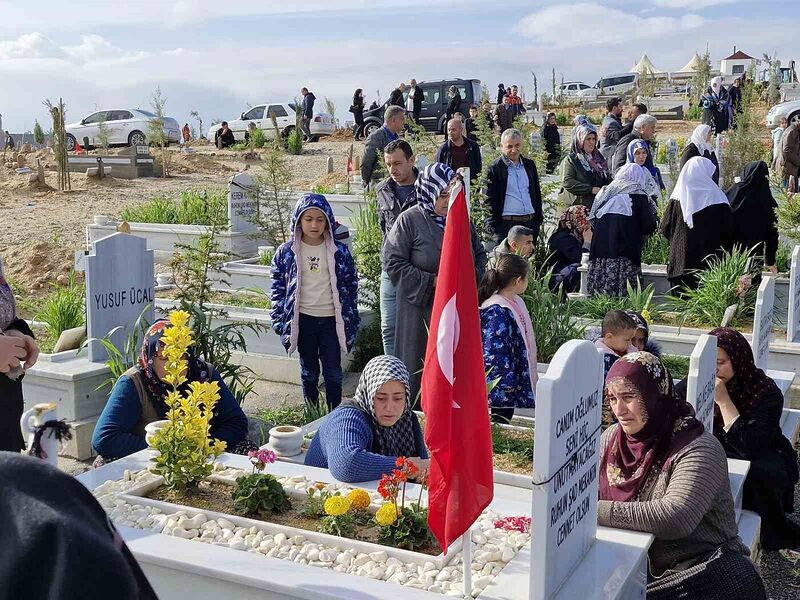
[626,310,662,357]
[478,254,537,423]
[270,194,360,410]
[595,310,637,377]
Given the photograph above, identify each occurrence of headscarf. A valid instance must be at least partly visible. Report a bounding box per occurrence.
[626,139,662,202]
[670,156,729,228]
[626,310,650,346]
[557,205,590,241]
[726,160,776,214]
[572,124,608,175]
[689,124,714,156]
[710,76,723,97]
[413,162,455,231]
[710,327,779,422]
[341,355,419,457]
[589,163,646,223]
[599,352,704,502]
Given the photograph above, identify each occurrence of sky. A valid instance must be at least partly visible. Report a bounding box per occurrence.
[0,0,793,133]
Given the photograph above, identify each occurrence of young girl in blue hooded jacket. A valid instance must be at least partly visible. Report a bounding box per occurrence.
[270,194,360,410]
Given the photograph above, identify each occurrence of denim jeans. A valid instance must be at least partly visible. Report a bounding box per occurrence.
[297,313,342,410]
[379,270,397,356]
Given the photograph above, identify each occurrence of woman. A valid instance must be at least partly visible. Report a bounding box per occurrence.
[726,160,779,273]
[680,124,720,184]
[445,86,462,122]
[587,163,657,296]
[660,156,734,292]
[546,205,591,293]
[558,123,611,209]
[600,352,766,599]
[709,327,800,550]
[627,139,662,204]
[701,76,730,134]
[91,319,251,463]
[0,257,39,452]
[350,88,365,141]
[305,355,428,483]
[542,112,561,175]
[383,163,487,400]
[626,310,661,357]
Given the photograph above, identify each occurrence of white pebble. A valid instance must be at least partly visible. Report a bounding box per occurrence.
[369,550,388,563]
[217,518,234,529]
[228,540,246,551]
[353,554,371,567]
[501,546,515,562]
[291,535,306,545]
[274,533,287,545]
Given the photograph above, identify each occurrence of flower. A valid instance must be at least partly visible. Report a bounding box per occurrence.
[395,456,406,468]
[347,489,371,510]
[248,448,277,473]
[375,502,398,526]
[323,495,351,517]
[640,308,652,324]
[493,515,531,534]
[391,469,407,483]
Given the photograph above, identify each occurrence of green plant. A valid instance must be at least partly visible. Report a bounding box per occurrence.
[491,425,533,461]
[661,354,689,380]
[249,127,266,149]
[232,473,291,515]
[96,118,110,152]
[763,53,782,106]
[722,73,767,190]
[352,199,382,312]
[469,112,502,243]
[775,180,800,240]
[287,127,303,155]
[556,112,568,126]
[686,105,703,121]
[120,189,228,225]
[319,494,357,537]
[258,398,328,427]
[147,86,171,177]
[642,233,670,265]
[376,459,434,551]
[776,242,792,273]
[311,184,335,194]
[253,147,294,245]
[37,273,85,340]
[89,304,153,392]
[571,281,661,321]
[258,249,276,266]
[404,117,439,163]
[33,120,44,145]
[690,51,712,105]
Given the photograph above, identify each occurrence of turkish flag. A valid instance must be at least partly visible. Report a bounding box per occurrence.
[421,182,494,554]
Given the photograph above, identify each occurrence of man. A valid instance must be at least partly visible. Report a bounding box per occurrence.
[497,84,506,105]
[407,79,424,124]
[776,119,800,190]
[388,83,406,108]
[728,77,743,126]
[618,102,648,139]
[376,139,417,355]
[300,87,316,142]
[599,97,623,163]
[484,128,543,245]
[612,113,663,187]
[214,121,235,149]
[435,118,482,180]
[507,85,526,120]
[494,96,514,134]
[4,131,14,151]
[465,105,481,140]
[488,225,535,267]
[361,105,406,187]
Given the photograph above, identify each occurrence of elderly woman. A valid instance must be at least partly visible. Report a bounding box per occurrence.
[305,355,428,482]
[680,124,719,184]
[613,114,663,188]
[546,205,591,293]
[600,353,766,599]
[709,328,800,551]
[92,319,250,463]
[627,139,662,204]
[383,163,487,400]
[558,123,611,209]
[587,163,657,296]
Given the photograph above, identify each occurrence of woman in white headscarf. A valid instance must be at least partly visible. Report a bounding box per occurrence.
[679,124,720,184]
[660,156,734,292]
[586,163,658,296]
[701,76,730,134]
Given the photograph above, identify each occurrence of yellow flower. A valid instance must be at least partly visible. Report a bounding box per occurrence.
[375,502,398,526]
[347,489,371,510]
[640,309,652,324]
[324,495,351,517]
[169,310,191,329]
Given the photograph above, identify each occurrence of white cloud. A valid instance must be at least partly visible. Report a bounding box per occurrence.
[652,0,739,8]
[0,32,140,63]
[0,32,66,59]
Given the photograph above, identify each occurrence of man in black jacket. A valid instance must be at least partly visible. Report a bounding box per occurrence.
[214,121,235,149]
[300,87,316,141]
[618,103,648,139]
[408,79,424,124]
[435,118,482,182]
[388,83,406,107]
[483,128,543,244]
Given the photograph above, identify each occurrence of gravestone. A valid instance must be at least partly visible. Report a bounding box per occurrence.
[530,339,603,600]
[787,246,800,343]
[751,276,775,371]
[85,233,154,363]
[685,334,717,433]
[228,172,259,234]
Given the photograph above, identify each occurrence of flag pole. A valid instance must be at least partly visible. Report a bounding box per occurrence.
[462,528,473,598]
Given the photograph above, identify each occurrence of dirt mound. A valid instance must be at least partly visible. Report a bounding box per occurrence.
[0,167,55,193]
[0,241,77,293]
[170,152,236,175]
[327,128,357,142]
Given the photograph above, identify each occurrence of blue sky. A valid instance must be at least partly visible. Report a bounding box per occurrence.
[0,0,792,133]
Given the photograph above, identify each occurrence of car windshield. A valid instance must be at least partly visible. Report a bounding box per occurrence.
[136,110,157,118]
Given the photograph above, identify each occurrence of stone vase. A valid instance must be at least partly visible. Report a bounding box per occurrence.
[269,425,303,457]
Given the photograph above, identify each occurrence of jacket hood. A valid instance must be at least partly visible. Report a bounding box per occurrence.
[290,194,336,237]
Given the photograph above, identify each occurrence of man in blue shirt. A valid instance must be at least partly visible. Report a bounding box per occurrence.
[361,105,405,187]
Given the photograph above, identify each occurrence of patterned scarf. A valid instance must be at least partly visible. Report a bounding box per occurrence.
[0,258,16,331]
[342,355,419,457]
[557,205,589,242]
[571,124,608,175]
[600,352,704,502]
[413,162,455,231]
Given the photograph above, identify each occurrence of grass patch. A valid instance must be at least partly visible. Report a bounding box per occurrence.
[661,354,690,380]
[36,273,85,341]
[120,189,227,226]
[258,399,328,428]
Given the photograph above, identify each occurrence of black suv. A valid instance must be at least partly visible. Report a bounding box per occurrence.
[362,78,482,136]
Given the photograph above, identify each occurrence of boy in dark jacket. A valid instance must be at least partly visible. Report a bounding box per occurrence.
[594,310,638,378]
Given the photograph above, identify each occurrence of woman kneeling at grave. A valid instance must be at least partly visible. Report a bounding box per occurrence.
[599,352,766,599]
[92,320,251,465]
[305,355,428,483]
[709,327,800,551]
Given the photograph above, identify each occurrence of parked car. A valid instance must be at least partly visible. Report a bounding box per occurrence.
[207,103,335,142]
[594,73,639,96]
[767,99,800,127]
[558,81,597,99]
[361,78,482,135]
[65,109,180,151]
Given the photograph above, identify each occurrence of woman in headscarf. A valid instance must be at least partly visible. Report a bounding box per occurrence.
[726,160,779,273]
[660,156,734,292]
[586,163,657,296]
[599,352,766,600]
[701,76,730,134]
[546,205,591,293]
[626,310,661,357]
[305,355,428,482]
[708,328,800,550]
[383,163,487,400]
[91,319,250,464]
[558,122,611,209]
[679,124,719,184]
[626,139,662,204]
[541,112,561,174]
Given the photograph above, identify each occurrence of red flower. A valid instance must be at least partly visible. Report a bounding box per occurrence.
[395,456,406,467]
[392,469,407,482]
[405,461,419,477]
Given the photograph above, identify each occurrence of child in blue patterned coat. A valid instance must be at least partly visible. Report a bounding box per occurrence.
[478,253,537,423]
[270,194,360,410]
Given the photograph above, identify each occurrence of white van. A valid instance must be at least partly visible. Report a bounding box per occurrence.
[594,73,639,96]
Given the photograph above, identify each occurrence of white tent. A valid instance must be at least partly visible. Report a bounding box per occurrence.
[630,53,664,75]
[678,54,703,74]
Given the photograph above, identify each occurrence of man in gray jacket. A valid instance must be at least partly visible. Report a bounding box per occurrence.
[360,105,406,187]
[599,97,623,163]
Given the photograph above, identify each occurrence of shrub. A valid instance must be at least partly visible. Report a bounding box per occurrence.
[774,180,800,240]
[686,105,703,121]
[571,281,661,321]
[232,474,291,515]
[253,148,294,246]
[287,127,303,155]
[258,399,328,427]
[258,248,276,266]
[37,273,85,340]
[351,198,382,312]
[556,113,568,126]
[250,127,266,149]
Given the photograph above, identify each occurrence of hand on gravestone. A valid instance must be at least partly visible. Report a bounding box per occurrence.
[4,330,39,368]
[0,334,26,373]
[765,265,778,275]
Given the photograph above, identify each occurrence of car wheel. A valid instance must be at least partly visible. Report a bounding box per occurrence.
[65,134,76,152]
[128,131,146,147]
[363,122,380,138]
[790,112,800,126]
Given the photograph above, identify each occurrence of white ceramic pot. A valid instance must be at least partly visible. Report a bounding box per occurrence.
[145,420,170,448]
[94,215,111,225]
[269,425,303,457]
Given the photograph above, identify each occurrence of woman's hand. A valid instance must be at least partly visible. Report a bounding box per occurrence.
[0,335,27,373]
[714,377,732,406]
[407,457,430,479]
[4,330,39,369]
[765,264,778,275]
[714,377,740,428]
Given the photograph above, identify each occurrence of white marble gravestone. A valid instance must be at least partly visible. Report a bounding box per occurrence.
[86,233,154,363]
[227,172,259,234]
[787,246,800,343]
[530,339,603,600]
[685,334,717,433]
[751,276,775,371]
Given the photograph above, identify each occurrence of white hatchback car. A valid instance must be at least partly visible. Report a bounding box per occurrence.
[766,99,800,127]
[207,103,335,142]
[65,109,181,151]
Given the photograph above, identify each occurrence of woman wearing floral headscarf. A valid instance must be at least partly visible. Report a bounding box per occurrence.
[709,327,800,550]
[626,139,662,204]
[600,352,765,599]
[383,163,487,400]
[305,355,428,482]
[546,205,591,293]
[558,122,611,209]
[92,319,250,463]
